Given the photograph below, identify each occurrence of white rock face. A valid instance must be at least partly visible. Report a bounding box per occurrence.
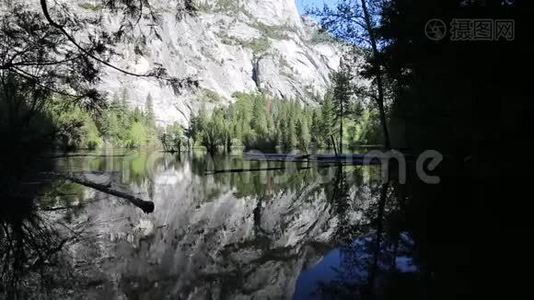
[77,0,341,126]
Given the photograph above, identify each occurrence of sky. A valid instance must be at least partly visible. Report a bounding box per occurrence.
[295,0,338,15]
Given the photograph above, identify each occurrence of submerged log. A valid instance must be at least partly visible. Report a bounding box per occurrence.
[244,152,385,164]
[43,172,154,213]
[205,158,383,175]
[205,165,313,175]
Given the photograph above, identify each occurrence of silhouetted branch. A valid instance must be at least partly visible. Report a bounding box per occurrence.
[43,172,154,213]
[38,0,198,90]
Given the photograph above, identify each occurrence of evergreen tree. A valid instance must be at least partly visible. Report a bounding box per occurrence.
[120,87,129,111]
[281,116,297,151]
[132,107,144,122]
[309,0,392,148]
[145,93,155,126]
[320,92,337,151]
[186,93,320,152]
[332,59,354,154]
[310,110,322,147]
[266,99,275,137]
[111,92,121,109]
[251,96,268,140]
[296,118,311,153]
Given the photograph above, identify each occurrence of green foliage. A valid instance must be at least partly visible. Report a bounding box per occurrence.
[78,2,103,11]
[189,93,308,153]
[187,90,381,154]
[252,22,292,40]
[126,121,148,148]
[204,108,231,154]
[47,99,103,151]
[320,92,337,148]
[310,30,336,44]
[160,122,185,153]
[96,90,157,148]
[0,76,54,143]
[199,89,222,103]
[348,110,381,148]
[296,118,311,152]
[242,37,271,55]
[196,0,244,14]
[46,89,159,151]
[44,86,380,154]
[145,93,155,124]
[332,62,355,152]
[332,67,354,119]
[213,0,242,12]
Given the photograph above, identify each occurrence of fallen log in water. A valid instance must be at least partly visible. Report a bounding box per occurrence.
[205,159,383,175]
[42,172,154,213]
[244,152,385,164]
[205,165,313,175]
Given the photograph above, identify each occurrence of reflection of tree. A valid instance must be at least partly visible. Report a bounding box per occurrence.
[0,200,81,298]
[329,166,352,245]
[191,154,325,200]
[0,153,424,298]
[315,171,418,299]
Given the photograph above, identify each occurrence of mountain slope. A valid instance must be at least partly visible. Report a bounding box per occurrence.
[89,0,341,126]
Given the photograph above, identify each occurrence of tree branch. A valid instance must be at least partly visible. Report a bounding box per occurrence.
[43,172,155,213]
[40,0,166,79]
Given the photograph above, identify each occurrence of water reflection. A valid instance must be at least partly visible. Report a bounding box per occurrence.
[1,150,421,299]
[0,192,85,299]
[293,168,420,300]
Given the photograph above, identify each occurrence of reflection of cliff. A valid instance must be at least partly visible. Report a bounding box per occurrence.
[57,158,385,299]
[3,153,394,299]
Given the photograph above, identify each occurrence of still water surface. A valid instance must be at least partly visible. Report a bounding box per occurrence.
[2,150,421,299]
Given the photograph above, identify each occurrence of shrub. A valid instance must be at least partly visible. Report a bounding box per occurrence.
[78,2,103,11]
[126,121,148,148]
[243,37,271,55]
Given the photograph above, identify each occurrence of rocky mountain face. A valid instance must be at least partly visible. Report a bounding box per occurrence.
[80,0,341,126]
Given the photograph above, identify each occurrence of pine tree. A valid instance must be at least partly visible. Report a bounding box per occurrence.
[111,92,121,109]
[145,93,155,126]
[120,87,129,110]
[320,92,336,151]
[251,96,268,140]
[332,59,354,154]
[310,110,322,147]
[296,118,310,153]
[281,116,297,151]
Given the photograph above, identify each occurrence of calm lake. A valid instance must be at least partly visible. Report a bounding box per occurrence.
[3,149,426,299]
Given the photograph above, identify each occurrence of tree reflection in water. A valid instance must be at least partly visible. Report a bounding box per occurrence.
[0,197,82,298]
[301,166,422,300]
[2,152,427,299]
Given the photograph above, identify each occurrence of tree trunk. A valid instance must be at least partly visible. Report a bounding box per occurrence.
[331,135,338,156]
[44,172,154,213]
[368,182,389,291]
[375,74,392,150]
[226,136,232,153]
[339,103,344,155]
[360,0,392,149]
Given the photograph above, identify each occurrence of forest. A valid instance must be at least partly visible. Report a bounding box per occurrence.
[165,90,382,155]
[0,1,527,160]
